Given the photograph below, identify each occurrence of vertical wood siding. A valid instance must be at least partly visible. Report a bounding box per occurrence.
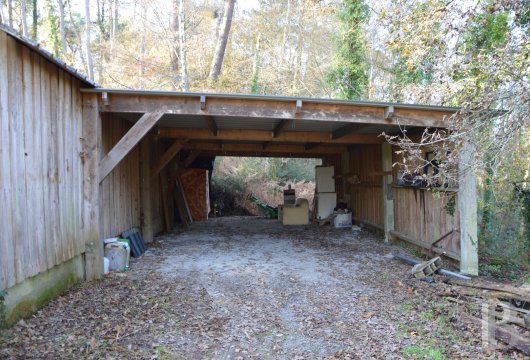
[393,187,460,255]
[100,114,141,239]
[391,145,460,256]
[0,33,85,290]
[349,145,384,226]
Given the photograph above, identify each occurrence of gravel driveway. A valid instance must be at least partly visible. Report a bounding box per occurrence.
[2,217,504,359]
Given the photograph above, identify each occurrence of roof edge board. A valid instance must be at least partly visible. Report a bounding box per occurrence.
[81,87,460,112]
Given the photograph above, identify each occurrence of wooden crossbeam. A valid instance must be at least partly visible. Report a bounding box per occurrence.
[273,119,291,138]
[205,116,218,136]
[196,151,324,159]
[159,128,384,144]
[99,112,163,183]
[331,123,370,140]
[150,139,186,179]
[95,93,454,128]
[182,150,201,168]
[262,141,270,150]
[184,142,346,154]
[304,142,320,151]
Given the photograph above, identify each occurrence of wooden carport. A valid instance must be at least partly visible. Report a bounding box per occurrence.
[81,89,478,277]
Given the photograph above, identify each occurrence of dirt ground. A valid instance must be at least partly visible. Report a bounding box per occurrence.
[1,217,525,359]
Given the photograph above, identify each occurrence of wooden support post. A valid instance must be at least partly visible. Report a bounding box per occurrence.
[150,139,185,179]
[99,112,163,183]
[159,171,172,232]
[140,136,154,243]
[382,142,395,242]
[82,93,102,280]
[458,139,479,275]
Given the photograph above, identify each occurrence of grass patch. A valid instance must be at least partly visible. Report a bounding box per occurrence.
[400,303,413,313]
[401,345,445,359]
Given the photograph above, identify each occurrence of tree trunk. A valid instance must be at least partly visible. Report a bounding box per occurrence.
[250,34,260,94]
[110,0,118,57]
[67,0,87,70]
[21,0,28,36]
[46,0,60,56]
[178,0,189,91]
[58,0,67,54]
[8,0,13,27]
[85,0,95,80]
[170,0,179,89]
[209,0,235,81]
[31,0,37,39]
[138,2,146,87]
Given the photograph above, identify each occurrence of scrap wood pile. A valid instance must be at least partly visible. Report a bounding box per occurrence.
[440,277,530,355]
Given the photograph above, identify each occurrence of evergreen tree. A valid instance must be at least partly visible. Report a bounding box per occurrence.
[326,0,369,100]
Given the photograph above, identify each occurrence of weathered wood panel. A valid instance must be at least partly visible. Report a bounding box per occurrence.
[0,34,86,290]
[349,145,384,227]
[391,145,460,257]
[100,114,142,239]
[393,187,460,256]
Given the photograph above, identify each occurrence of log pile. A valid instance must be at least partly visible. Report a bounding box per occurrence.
[440,277,530,355]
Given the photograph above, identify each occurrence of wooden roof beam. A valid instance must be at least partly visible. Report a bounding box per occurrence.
[331,123,371,140]
[150,139,186,179]
[304,142,321,151]
[159,128,384,145]
[184,142,346,154]
[273,119,291,138]
[197,151,323,158]
[181,150,201,168]
[99,112,163,183]
[99,94,453,127]
[205,116,218,136]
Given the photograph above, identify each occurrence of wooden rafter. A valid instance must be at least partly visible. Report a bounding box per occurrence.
[205,116,218,136]
[184,142,346,154]
[159,128,384,145]
[273,120,291,138]
[99,112,163,183]
[304,142,320,151]
[150,139,186,179]
[181,150,201,168]
[331,123,370,140]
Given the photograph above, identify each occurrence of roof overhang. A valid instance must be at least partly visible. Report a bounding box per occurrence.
[83,88,459,159]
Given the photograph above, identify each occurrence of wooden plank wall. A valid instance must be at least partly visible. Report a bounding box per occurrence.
[349,145,384,227]
[0,33,85,291]
[100,114,142,239]
[151,138,165,234]
[393,188,460,255]
[391,145,460,256]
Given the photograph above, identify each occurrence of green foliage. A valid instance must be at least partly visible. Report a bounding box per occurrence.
[0,290,7,329]
[401,345,445,359]
[464,11,508,52]
[45,0,61,56]
[326,0,369,100]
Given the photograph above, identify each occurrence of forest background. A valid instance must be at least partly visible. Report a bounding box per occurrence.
[1,0,528,279]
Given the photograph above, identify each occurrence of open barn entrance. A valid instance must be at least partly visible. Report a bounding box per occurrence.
[210,156,322,218]
[81,89,478,275]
